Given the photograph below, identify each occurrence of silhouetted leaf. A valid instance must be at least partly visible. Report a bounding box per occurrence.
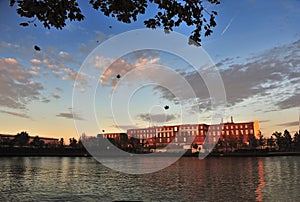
[11,0,220,46]
[20,22,29,27]
[34,45,41,51]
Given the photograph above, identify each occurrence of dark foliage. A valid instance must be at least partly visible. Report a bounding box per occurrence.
[10,0,220,46]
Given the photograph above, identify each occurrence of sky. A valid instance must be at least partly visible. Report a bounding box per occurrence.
[0,0,299,141]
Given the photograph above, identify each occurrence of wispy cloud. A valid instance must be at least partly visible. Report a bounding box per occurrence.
[0,110,30,119]
[52,93,61,99]
[56,112,85,121]
[154,39,300,113]
[0,57,43,109]
[96,50,161,89]
[276,121,299,127]
[137,113,178,123]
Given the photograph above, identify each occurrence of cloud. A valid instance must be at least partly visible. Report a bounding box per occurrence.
[52,93,61,99]
[153,39,300,112]
[55,87,63,92]
[31,67,40,71]
[41,97,51,103]
[97,50,161,89]
[276,93,300,110]
[276,121,299,127]
[0,110,30,119]
[56,112,85,121]
[111,124,140,130]
[0,57,43,109]
[59,51,73,62]
[61,67,89,89]
[137,113,178,123]
[30,59,42,66]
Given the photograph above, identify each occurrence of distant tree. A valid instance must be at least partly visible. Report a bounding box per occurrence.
[30,136,44,147]
[14,131,30,147]
[77,137,84,148]
[228,136,237,151]
[10,0,220,46]
[272,131,284,151]
[59,138,64,147]
[293,131,300,151]
[69,137,77,147]
[257,132,266,149]
[237,132,245,149]
[215,138,225,151]
[267,136,275,148]
[283,129,292,151]
[247,134,258,149]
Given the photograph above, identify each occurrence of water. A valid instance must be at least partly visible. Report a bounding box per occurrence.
[1,156,300,201]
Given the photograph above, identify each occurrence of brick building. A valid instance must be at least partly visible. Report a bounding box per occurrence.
[125,119,260,150]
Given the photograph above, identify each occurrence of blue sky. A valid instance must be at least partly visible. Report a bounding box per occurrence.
[0,0,299,140]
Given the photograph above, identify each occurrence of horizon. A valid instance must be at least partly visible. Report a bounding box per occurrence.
[0,0,299,140]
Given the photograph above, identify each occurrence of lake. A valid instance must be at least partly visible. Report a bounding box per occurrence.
[1,156,300,201]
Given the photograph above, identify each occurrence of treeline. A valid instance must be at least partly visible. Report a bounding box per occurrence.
[2,130,300,154]
[0,131,82,148]
[210,129,300,152]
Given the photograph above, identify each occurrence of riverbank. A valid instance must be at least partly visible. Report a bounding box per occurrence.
[1,146,300,157]
[0,147,90,157]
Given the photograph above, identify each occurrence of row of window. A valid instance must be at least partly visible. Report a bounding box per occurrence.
[133,128,255,139]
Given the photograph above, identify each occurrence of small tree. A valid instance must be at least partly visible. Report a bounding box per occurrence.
[293,131,300,151]
[69,137,78,147]
[14,131,30,147]
[248,134,258,149]
[59,138,64,147]
[283,130,292,151]
[30,136,44,147]
[267,136,276,149]
[257,133,266,149]
[272,131,284,151]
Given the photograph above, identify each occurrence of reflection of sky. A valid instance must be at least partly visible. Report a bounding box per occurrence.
[0,0,299,140]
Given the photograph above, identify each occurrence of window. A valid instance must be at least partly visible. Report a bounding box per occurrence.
[184,137,187,142]
[175,138,178,142]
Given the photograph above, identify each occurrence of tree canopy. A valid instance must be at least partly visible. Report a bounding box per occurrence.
[10,0,220,46]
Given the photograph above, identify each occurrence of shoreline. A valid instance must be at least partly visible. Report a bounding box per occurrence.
[1,147,300,158]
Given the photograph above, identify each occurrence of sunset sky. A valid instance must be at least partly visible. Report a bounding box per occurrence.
[0,0,299,141]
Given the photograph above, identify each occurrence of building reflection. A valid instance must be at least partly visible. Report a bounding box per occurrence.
[255,158,265,202]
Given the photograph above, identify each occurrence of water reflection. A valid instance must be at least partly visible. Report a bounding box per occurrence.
[1,156,300,201]
[255,158,265,201]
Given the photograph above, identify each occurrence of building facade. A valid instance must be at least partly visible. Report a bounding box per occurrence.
[124,120,260,150]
